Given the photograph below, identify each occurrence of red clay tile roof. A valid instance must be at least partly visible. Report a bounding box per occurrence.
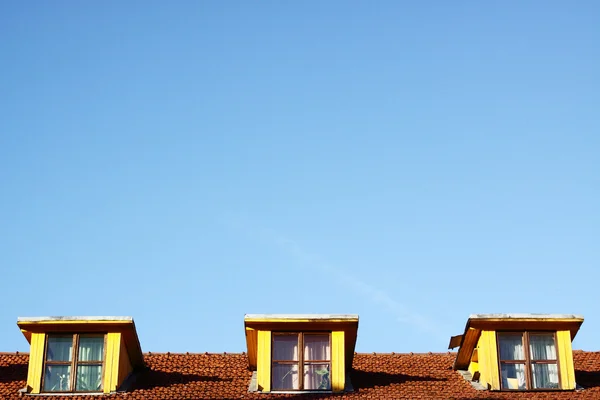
[1,351,599,399]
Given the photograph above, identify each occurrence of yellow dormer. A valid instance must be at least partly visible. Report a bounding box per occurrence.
[244,314,359,393]
[17,316,144,394]
[449,314,584,391]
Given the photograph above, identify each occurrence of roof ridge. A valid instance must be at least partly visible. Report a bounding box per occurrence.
[355,352,456,355]
[144,352,247,355]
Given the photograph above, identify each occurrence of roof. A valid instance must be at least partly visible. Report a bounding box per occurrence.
[17,316,134,322]
[244,314,359,322]
[468,313,585,320]
[1,351,600,399]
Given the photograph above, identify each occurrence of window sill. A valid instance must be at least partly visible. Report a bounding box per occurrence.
[22,390,107,397]
[26,395,107,397]
[266,390,334,394]
[496,389,571,392]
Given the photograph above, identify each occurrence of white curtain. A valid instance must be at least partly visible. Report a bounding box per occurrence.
[498,334,526,390]
[43,365,72,392]
[529,335,557,360]
[500,364,526,390]
[44,337,73,392]
[304,335,331,390]
[304,364,330,390]
[531,364,559,389]
[47,337,73,362]
[272,335,299,390]
[75,337,103,391]
[499,334,524,360]
[272,335,298,361]
[304,335,330,361]
[272,364,299,390]
[530,335,559,389]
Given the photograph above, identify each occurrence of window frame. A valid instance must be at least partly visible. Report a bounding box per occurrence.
[271,332,332,392]
[496,331,561,391]
[41,333,107,393]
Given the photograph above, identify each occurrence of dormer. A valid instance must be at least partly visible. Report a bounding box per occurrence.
[244,314,358,393]
[17,316,144,394]
[449,313,584,391]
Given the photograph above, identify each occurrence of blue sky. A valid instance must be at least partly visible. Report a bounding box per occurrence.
[1,1,598,354]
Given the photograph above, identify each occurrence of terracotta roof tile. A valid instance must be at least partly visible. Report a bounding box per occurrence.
[0,351,599,399]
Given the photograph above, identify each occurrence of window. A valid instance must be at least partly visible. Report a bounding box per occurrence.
[272,333,331,391]
[497,332,559,390]
[42,334,105,393]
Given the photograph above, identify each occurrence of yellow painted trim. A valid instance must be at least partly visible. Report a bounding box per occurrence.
[477,330,499,390]
[19,321,134,327]
[27,332,45,394]
[557,330,575,389]
[467,344,479,377]
[104,332,122,393]
[118,334,133,385]
[469,318,585,327]
[257,330,271,392]
[331,331,345,392]
[468,359,479,377]
[471,318,583,323]
[245,318,358,323]
[103,333,113,393]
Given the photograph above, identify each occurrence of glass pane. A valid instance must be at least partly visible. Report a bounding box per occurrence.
[500,363,526,390]
[304,335,330,361]
[46,336,73,362]
[532,363,559,389]
[304,363,331,390]
[43,365,71,392]
[78,336,104,361]
[76,365,103,392]
[272,363,299,390]
[530,334,557,360]
[273,335,298,361]
[498,334,524,360]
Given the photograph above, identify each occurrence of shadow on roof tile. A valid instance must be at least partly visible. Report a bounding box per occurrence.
[351,369,446,390]
[135,368,234,390]
[0,364,27,384]
[576,370,600,389]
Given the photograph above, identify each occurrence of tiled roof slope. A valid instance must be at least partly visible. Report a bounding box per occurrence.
[1,351,599,399]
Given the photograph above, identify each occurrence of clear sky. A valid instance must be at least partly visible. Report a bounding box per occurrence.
[1,1,599,354]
